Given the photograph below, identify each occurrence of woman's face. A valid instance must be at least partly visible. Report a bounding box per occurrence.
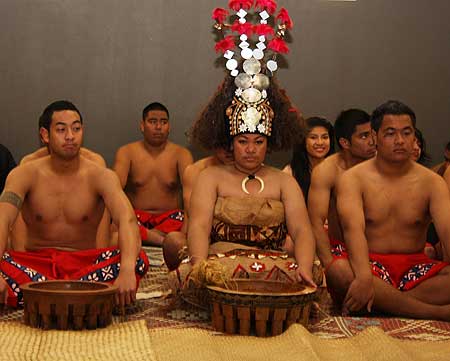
[233,134,267,171]
[305,126,330,160]
[411,137,422,162]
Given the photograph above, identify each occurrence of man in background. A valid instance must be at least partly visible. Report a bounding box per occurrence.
[114,102,193,246]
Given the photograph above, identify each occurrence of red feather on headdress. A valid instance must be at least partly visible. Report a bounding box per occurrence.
[212,8,229,23]
[255,0,277,14]
[276,8,293,29]
[215,36,236,53]
[231,20,254,36]
[229,0,254,11]
[267,37,289,54]
[254,24,275,36]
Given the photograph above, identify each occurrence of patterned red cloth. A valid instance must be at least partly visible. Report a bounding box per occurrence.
[0,247,149,308]
[135,209,184,240]
[329,239,449,290]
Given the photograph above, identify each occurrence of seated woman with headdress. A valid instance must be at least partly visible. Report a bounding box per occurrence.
[166,75,321,307]
[165,1,321,306]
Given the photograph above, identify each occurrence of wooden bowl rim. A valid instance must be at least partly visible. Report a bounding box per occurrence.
[206,279,316,297]
[21,280,118,296]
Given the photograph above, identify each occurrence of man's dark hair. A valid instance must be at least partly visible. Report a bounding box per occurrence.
[39,100,82,131]
[142,102,169,120]
[370,100,416,133]
[334,109,370,149]
[446,141,450,151]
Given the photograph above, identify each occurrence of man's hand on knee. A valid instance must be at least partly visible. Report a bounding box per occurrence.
[113,269,137,307]
[343,276,374,315]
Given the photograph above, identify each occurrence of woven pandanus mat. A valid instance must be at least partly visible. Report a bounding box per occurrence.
[148,323,450,361]
[0,320,156,361]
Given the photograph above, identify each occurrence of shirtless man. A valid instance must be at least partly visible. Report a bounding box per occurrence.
[163,147,233,269]
[308,109,376,303]
[114,102,193,246]
[0,100,148,307]
[336,100,450,320]
[11,121,111,250]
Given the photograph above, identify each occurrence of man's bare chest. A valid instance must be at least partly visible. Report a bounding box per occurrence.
[128,156,179,189]
[363,182,429,226]
[24,181,101,225]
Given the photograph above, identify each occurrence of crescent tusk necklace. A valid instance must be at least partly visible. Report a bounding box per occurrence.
[235,164,265,194]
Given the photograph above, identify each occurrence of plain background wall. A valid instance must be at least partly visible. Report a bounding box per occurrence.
[1,0,449,167]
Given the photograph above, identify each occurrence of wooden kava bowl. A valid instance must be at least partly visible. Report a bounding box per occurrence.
[207,279,317,337]
[22,280,117,330]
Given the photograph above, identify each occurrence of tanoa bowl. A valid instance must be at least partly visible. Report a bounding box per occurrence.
[22,280,117,330]
[207,279,317,337]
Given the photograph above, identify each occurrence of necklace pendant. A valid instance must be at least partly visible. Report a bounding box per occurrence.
[241,175,265,194]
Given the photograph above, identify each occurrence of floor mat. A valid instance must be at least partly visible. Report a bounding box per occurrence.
[2,247,450,341]
[148,324,450,361]
[0,320,155,361]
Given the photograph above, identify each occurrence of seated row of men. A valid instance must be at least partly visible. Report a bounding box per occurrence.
[1,99,450,323]
[307,106,450,319]
[0,101,195,308]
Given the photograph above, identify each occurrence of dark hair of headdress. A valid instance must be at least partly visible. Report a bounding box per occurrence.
[189,75,304,152]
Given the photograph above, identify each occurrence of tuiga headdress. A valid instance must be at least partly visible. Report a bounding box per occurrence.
[213,0,293,137]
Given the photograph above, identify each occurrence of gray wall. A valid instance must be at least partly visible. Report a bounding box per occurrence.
[1,0,449,167]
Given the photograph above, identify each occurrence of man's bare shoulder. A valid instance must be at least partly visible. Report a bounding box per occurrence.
[20,147,48,165]
[412,164,450,202]
[4,158,45,191]
[184,156,219,187]
[346,157,374,176]
[337,158,374,188]
[313,154,342,182]
[82,158,117,180]
[167,142,192,158]
[311,153,346,188]
[187,156,215,173]
[114,142,144,167]
[415,162,448,186]
[80,148,106,167]
[116,141,142,155]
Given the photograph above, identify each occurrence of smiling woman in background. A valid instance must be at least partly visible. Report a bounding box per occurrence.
[284,117,335,202]
[411,127,431,166]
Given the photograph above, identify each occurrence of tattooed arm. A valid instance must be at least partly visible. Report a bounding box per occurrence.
[0,166,31,303]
